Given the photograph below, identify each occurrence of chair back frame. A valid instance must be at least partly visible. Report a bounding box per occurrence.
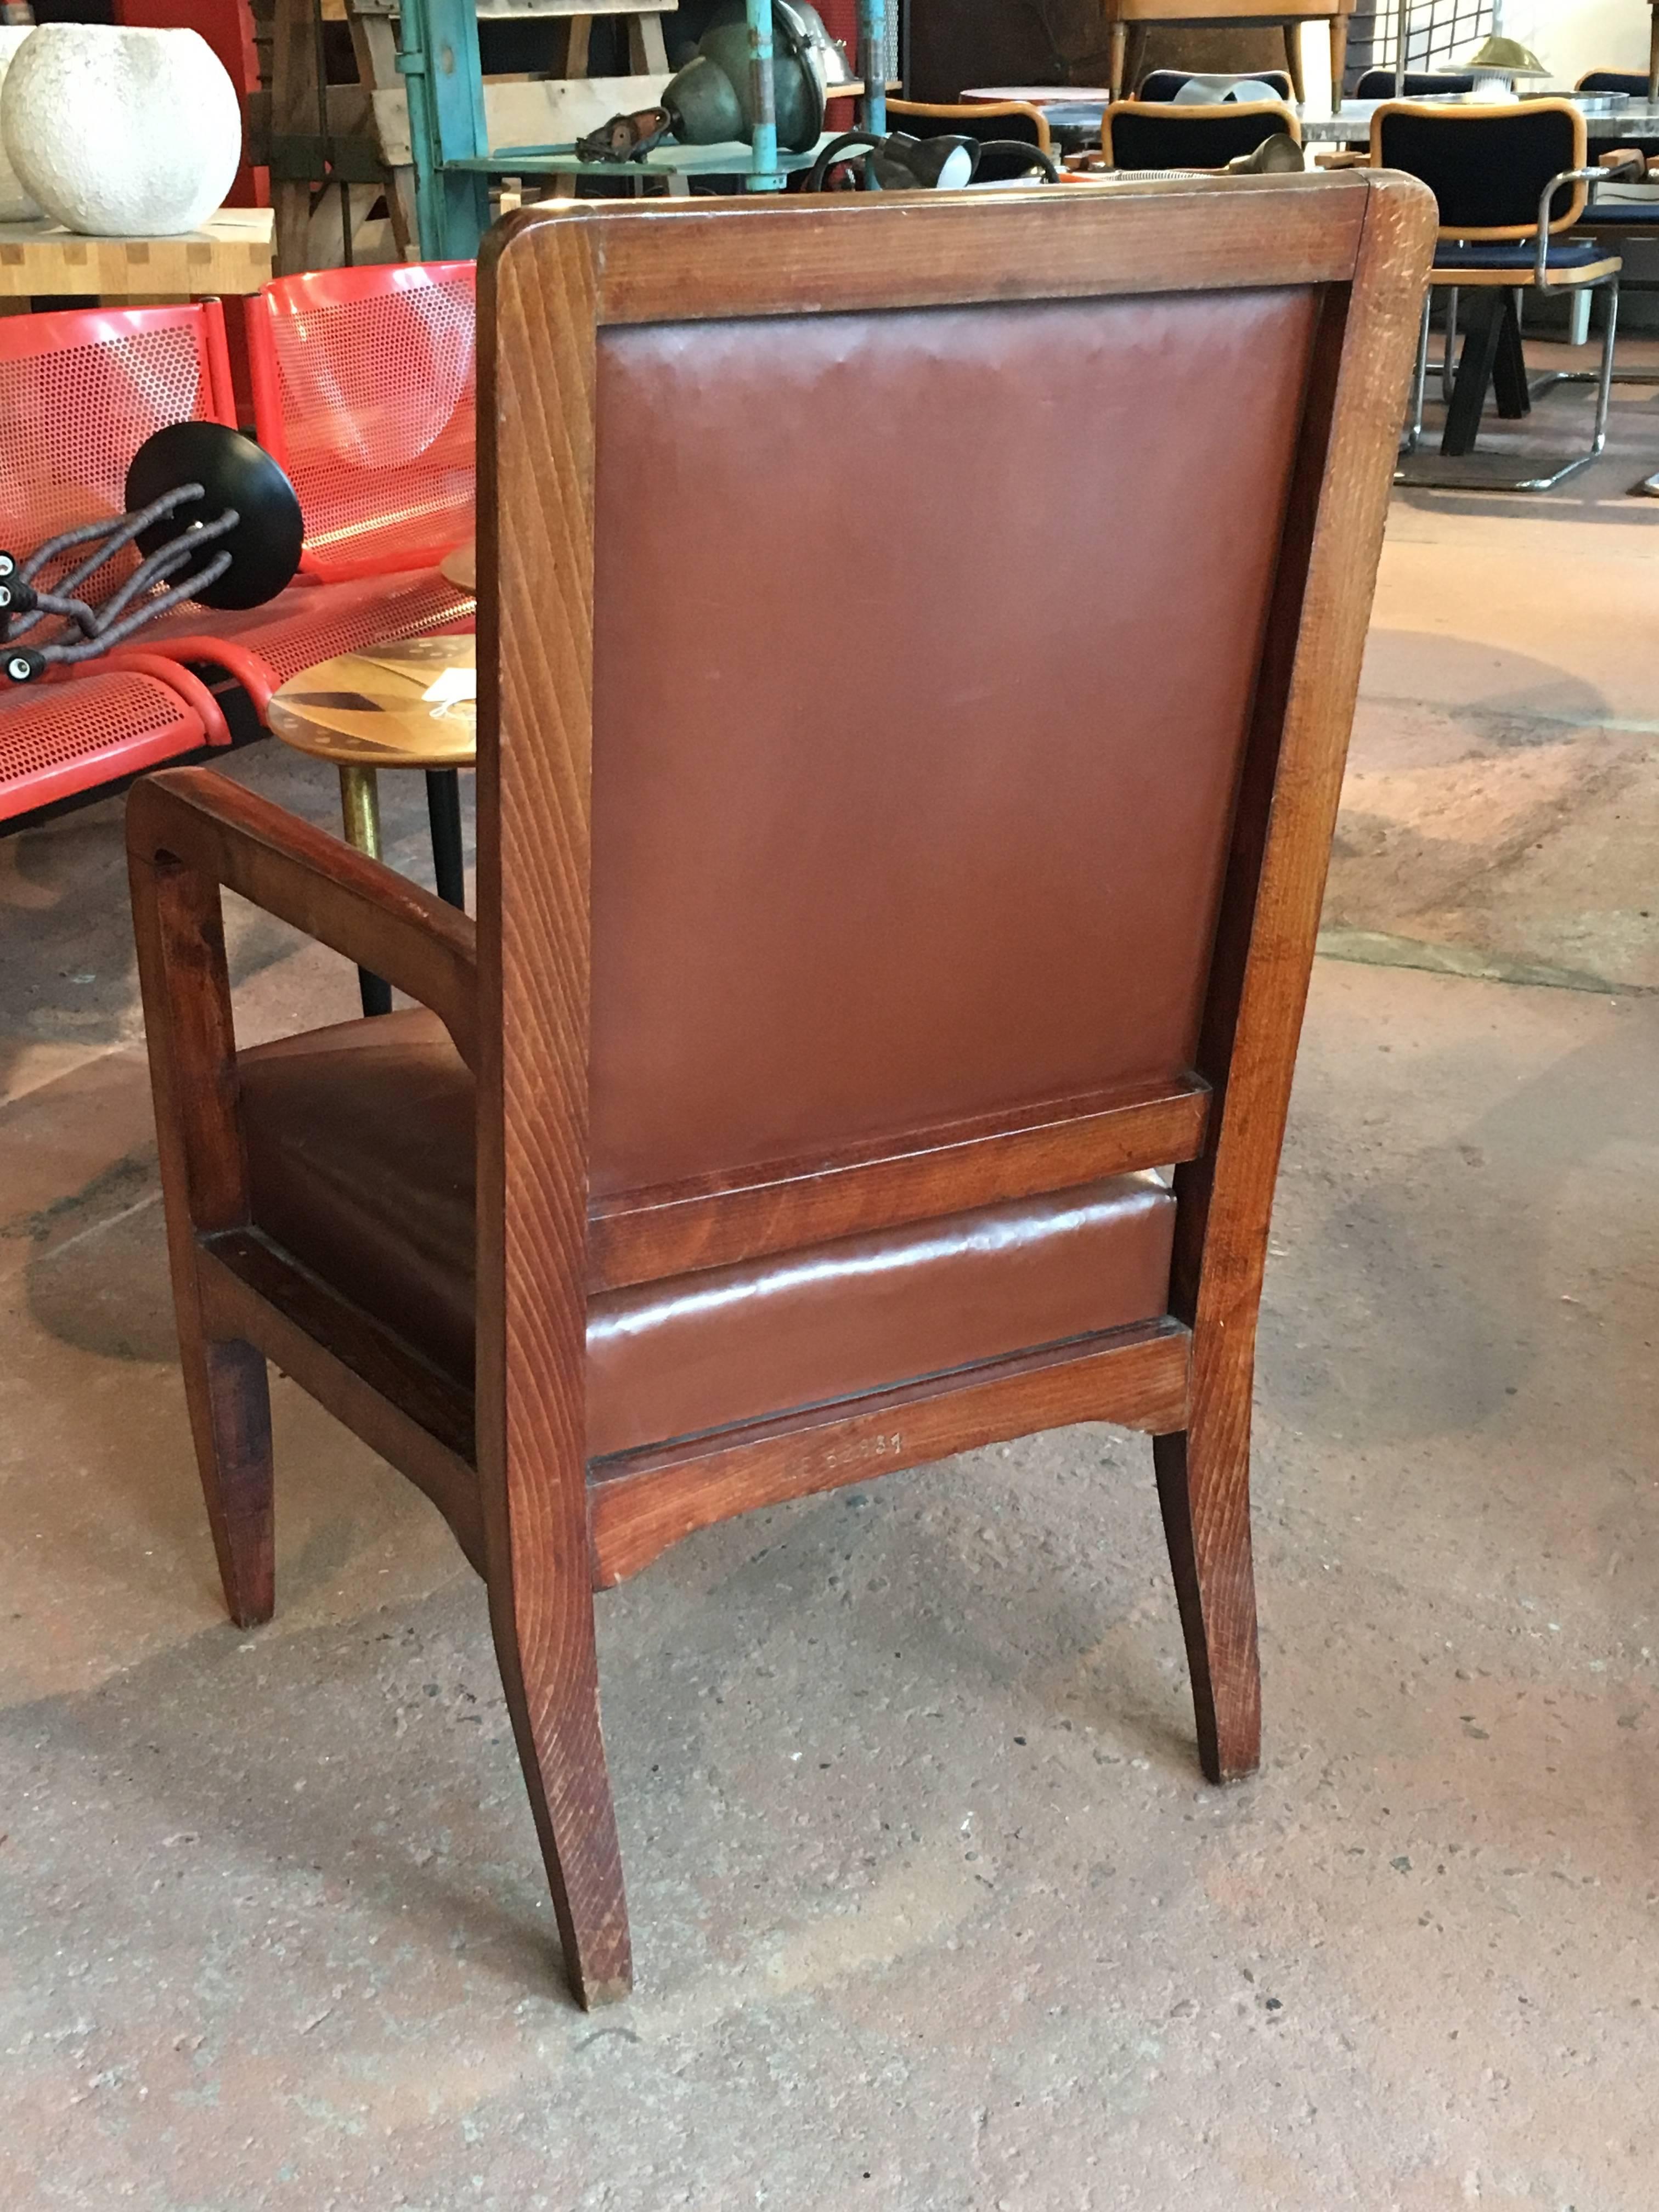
[1102,99,1302,169]
[884,97,1053,152]
[1370,98,1590,237]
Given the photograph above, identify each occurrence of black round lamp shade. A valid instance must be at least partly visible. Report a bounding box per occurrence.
[125,422,304,611]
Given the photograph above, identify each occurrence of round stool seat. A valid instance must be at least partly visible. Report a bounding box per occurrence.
[440,540,476,594]
[269,635,476,770]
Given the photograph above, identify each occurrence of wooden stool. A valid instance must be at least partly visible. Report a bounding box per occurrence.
[268,634,476,1014]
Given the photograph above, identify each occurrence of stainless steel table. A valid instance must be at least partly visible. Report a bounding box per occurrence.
[1302,96,1659,145]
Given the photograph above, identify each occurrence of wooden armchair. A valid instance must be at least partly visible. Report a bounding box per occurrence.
[129,173,1434,2008]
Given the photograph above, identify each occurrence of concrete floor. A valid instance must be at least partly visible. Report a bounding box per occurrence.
[4,364,1659,2209]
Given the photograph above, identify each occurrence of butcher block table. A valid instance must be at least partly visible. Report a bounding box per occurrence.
[0,205,274,300]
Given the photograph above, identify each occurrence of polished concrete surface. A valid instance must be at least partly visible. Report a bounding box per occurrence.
[4,381,1659,2207]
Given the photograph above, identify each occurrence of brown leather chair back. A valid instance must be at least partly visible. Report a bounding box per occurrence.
[479,182,1435,1305]
[587,288,1311,1197]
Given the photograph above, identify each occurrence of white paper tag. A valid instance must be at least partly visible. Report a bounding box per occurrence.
[421,667,477,706]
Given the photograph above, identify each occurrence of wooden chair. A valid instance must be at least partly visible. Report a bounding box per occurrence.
[128,172,1434,2007]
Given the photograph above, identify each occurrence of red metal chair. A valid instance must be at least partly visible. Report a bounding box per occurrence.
[141,265,478,703]
[0,304,231,823]
[246,262,477,583]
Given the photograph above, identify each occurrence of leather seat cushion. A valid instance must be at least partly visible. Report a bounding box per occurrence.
[238,1009,1177,1460]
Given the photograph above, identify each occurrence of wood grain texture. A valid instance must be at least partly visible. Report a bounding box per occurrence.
[588,1322,1192,1588]
[1158,171,1437,1782]
[492,172,1373,330]
[201,1234,486,1573]
[128,834,274,1629]
[0,208,274,298]
[588,1078,1209,1291]
[478,218,633,2007]
[128,771,478,1071]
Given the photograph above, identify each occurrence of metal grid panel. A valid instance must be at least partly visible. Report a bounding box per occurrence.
[0,323,215,554]
[1348,1,1493,84]
[264,269,477,579]
[0,672,204,822]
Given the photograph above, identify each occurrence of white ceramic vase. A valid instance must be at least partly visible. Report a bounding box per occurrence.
[0,27,42,224]
[1,25,241,238]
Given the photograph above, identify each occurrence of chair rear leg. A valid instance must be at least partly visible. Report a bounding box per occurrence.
[1153,1420,1261,1784]
[179,1314,274,1629]
[490,1574,633,2008]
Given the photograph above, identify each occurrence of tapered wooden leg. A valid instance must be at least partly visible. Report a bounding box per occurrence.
[1328,11,1348,106]
[1107,19,1127,99]
[179,1324,274,1629]
[1153,1423,1261,1784]
[1282,23,1305,104]
[489,1572,633,2007]
[1123,23,1149,97]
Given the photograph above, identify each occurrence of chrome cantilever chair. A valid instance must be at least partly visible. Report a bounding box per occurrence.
[129,174,1433,2007]
[1374,99,1624,490]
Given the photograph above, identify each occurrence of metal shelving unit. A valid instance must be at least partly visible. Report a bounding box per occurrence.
[400,0,889,258]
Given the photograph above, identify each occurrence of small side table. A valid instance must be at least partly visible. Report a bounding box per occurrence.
[268,634,476,1017]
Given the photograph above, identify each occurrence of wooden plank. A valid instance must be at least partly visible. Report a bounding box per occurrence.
[589,1077,1209,1291]
[0,208,274,299]
[1106,0,1351,18]
[128,841,275,1628]
[372,74,670,167]
[478,0,678,14]
[587,1320,1193,1587]
[1155,171,1436,1782]
[200,1234,487,1571]
[479,215,633,2005]
[493,172,1374,329]
[271,0,323,275]
[127,770,479,1072]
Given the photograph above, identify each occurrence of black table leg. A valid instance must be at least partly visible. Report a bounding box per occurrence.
[425,768,466,910]
[1441,290,1508,456]
[1492,291,1531,420]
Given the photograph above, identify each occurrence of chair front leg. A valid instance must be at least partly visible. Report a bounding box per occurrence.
[128,844,275,1626]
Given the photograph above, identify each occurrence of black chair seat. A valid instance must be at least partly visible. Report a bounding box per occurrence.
[1433,239,1614,272]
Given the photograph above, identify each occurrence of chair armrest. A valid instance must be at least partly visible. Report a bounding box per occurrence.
[1536,164,1634,284]
[128,765,477,1069]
